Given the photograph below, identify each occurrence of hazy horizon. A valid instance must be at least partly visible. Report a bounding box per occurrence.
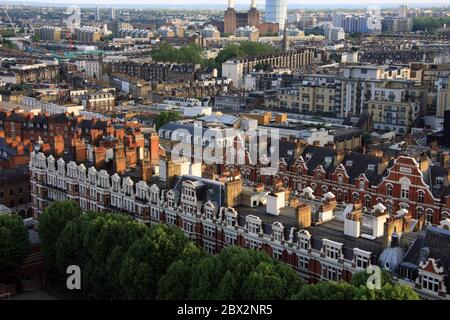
[1,0,449,9]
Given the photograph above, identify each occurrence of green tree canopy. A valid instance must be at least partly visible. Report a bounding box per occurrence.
[0,214,29,279]
[160,246,305,300]
[38,201,82,268]
[152,43,204,65]
[119,224,193,299]
[155,111,181,130]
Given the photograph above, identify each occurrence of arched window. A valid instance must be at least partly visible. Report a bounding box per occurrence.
[386,184,393,196]
[426,210,434,225]
[337,175,343,185]
[417,190,425,203]
[386,202,393,214]
[359,180,365,190]
[365,196,371,208]
[400,178,411,199]
[416,207,424,219]
[352,193,359,204]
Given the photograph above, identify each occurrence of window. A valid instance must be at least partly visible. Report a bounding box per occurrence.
[386,184,393,196]
[426,210,434,224]
[416,207,424,219]
[204,225,215,238]
[337,175,343,185]
[359,180,365,190]
[299,236,310,251]
[298,256,309,271]
[422,274,439,293]
[356,255,369,269]
[273,248,283,260]
[417,191,425,203]
[365,196,371,208]
[247,239,260,250]
[325,245,340,260]
[166,213,177,225]
[203,241,215,255]
[401,186,409,199]
[352,193,359,204]
[248,222,260,234]
[322,265,342,281]
[386,202,393,214]
[225,233,236,245]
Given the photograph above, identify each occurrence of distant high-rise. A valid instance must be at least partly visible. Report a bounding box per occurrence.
[398,5,408,18]
[95,7,101,22]
[110,7,116,20]
[265,0,288,31]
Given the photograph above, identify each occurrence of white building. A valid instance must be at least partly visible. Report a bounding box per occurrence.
[21,97,84,115]
[75,60,101,78]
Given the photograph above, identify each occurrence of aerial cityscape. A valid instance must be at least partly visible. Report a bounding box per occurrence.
[0,0,449,305]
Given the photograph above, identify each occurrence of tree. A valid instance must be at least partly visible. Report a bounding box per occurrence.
[157,245,207,300]
[120,224,193,299]
[38,201,82,268]
[356,283,421,300]
[155,111,181,130]
[164,246,305,300]
[292,281,359,300]
[81,213,146,299]
[351,269,393,288]
[152,43,204,65]
[0,214,29,279]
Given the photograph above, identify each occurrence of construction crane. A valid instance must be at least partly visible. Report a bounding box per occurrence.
[1,5,19,34]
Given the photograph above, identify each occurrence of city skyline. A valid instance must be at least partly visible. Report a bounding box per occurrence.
[1,0,449,9]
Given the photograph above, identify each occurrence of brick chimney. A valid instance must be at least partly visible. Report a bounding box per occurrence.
[149,132,160,165]
[113,143,126,174]
[296,203,312,228]
[52,135,65,157]
[72,138,87,163]
[140,152,153,183]
[94,147,106,169]
[225,177,243,208]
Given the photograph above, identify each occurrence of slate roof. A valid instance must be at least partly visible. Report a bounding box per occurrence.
[172,175,226,209]
[302,145,337,175]
[341,152,382,184]
[403,226,450,273]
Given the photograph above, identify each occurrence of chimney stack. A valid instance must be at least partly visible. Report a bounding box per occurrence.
[140,151,153,183]
[296,203,312,229]
[344,203,363,238]
[113,143,126,174]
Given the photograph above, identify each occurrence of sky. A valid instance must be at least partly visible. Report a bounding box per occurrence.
[2,0,449,8]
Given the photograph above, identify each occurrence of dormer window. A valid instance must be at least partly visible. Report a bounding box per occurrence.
[227,215,234,227]
[368,164,375,171]
[359,180,365,190]
[337,175,343,185]
[305,153,312,162]
[248,221,260,234]
[346,160,353,167]
[436,177,444,186]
